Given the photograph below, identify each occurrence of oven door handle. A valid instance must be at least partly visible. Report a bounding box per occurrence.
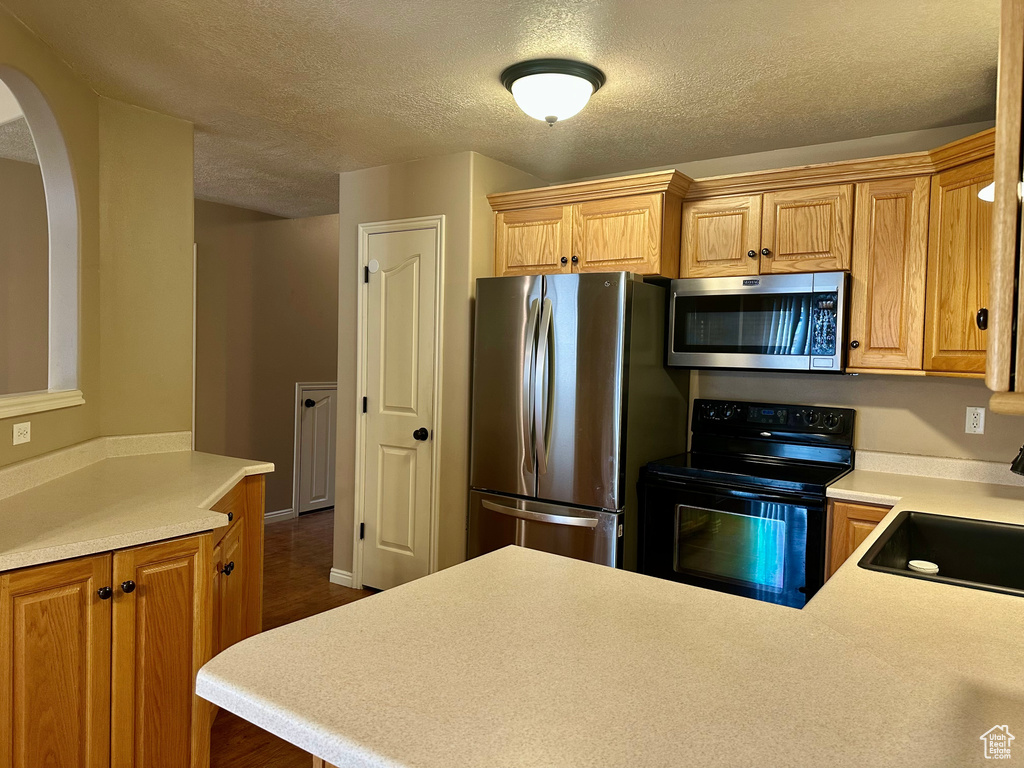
[482,499,599,528]
[647,478,825,509]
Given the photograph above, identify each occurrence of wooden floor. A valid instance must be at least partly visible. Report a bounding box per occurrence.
[210,509,373,768]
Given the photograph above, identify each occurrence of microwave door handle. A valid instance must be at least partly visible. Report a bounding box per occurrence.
[522,298,540,472]
[481,499,599,528]
[534,298,553,475]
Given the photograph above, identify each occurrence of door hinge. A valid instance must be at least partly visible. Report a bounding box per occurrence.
[359,522,365,540]
[364,266,369,283]
[362,396,367,413]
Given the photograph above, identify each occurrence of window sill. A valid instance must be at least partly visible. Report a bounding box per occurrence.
[0,390,85,420]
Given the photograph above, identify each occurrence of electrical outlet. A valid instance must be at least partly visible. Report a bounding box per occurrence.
[12,422,30,445]
[966,406,986,435]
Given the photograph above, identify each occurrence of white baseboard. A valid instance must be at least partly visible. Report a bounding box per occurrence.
[263,507,294,524]
[329,567,353,588]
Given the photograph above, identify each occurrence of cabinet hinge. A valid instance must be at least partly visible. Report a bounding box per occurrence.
[359,522,365,540]
[362,396,367,413]
[364,266,369,283]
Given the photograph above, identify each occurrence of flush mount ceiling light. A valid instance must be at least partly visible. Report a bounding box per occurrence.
[501,59,606,126]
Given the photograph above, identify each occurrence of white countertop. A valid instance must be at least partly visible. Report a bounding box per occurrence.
[198,473,1024,768]
[828,468,1024,507]
[0,450,273,571]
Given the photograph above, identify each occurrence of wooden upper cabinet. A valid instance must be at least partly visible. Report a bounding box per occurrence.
[571,193,665,275]
[760,184,853,273]
[681,194,762,277]
[111,534,212,768]
[0,554,112,768]
[924,156,994,373]
[489,171,689,279]
[494,206,572,276]
[848,177,931,370]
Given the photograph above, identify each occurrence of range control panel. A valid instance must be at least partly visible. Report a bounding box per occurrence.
[695,399,852,435]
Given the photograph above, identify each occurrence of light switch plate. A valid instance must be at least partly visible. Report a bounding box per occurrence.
[966,407,986,435]
[12,422,30,445]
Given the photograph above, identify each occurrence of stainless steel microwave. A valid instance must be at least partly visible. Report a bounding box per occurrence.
[667,272,849,372]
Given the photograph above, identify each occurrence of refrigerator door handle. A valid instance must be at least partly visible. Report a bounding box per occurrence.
[534,298,553,475]
[481,499,599,528]
[522,298,540,472]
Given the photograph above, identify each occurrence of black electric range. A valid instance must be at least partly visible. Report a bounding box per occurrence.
[637,399,855,608]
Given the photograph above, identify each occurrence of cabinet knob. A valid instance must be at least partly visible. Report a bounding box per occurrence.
[976,307,989,331]
[221,561,235,577]
[120,580,136,594]
[850,340,860,349]
[97,586,113,600]
[227,511,234,522]
[560,256,568,265]
[747,250,757,259]
[761,248,772,257]
[571,255,579,263]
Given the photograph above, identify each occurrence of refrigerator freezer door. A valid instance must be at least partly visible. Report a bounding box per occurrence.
[470,276,542,497]
[538,273,629,511]
[467,490,623,567]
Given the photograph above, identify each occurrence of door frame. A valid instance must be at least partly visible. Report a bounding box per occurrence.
[291,381,339,522]
[352,215,445,589]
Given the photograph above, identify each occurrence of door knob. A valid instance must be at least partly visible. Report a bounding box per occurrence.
[413,427,429,441]
[976,308,989,331]
[97,586,113,600]
[120,580,136,594]
[304,398,315,408]
[761,248,772,257]
[747,250,757,259]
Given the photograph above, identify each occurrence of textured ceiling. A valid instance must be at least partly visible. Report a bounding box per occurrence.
[0,0,999,217]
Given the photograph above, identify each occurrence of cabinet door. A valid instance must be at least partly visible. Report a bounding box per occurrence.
[0,554,111,768]
[827,501,891,578]
[680,195,762,277]
[111,534,212,768]
[848,177,931,370]
[212,515,246,656]
[761,184,853,273]
[924,157,994,373]
[571,193,663,275]
[494,206,572,276]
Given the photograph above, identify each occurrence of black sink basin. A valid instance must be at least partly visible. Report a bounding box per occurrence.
[858,510,1024,597]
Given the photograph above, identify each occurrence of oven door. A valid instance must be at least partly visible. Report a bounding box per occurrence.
[638,475,826,608]
[667,272,847,372]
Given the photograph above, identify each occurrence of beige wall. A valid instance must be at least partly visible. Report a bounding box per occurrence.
[0,7,197,466]
[98,98,195,436]
[194,199,338,514]
[335,152,543,576]
[0,7,101,466]
[0,157,48,394]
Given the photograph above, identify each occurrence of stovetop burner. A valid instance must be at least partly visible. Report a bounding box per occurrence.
[646,398,856,496]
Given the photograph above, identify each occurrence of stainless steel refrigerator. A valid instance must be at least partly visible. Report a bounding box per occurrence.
[468,272,689,569]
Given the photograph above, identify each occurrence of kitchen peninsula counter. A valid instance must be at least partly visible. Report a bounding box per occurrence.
[0,449,273,571]
[198,487,1024,768]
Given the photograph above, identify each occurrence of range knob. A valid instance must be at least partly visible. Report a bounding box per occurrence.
[822,412,841,430]
[802,410,820,427]
[723,405,736,420]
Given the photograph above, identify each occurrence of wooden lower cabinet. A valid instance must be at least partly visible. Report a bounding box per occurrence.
[210,475,264,645]
[311,757,339,768]
[111,535,212,768]
[0,535,215,768]
[0,554,112,768]
[212,515,246,656]
[827,501,892,578]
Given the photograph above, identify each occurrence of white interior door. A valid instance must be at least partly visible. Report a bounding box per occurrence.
[297,386,337,514]
[358,221,441,590]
